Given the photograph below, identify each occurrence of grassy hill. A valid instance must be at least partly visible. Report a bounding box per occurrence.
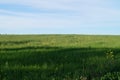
[0,35,120,80]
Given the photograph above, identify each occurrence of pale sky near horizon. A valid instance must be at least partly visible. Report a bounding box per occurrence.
[0,0,120,34]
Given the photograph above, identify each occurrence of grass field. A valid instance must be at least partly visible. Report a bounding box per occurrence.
[0,35,120,80]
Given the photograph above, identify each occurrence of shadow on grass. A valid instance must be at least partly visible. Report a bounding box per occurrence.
[1,46,60,51]
[1,46,120,65]
[1,47,120,80]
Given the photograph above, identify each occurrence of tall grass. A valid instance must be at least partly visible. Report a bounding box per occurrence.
[0,35,120,80]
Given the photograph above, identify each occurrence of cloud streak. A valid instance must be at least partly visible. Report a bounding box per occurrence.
[0,0,120,34]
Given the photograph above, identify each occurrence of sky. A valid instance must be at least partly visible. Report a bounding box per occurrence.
[0,0,120,34]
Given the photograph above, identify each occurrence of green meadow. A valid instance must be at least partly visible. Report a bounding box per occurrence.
[0,35,120,80]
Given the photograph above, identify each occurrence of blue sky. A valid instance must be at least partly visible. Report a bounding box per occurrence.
[0,0,120,34]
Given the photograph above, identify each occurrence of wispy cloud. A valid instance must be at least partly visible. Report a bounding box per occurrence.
[0,0,120,34]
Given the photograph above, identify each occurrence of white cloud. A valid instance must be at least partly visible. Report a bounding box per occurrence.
[0,0,120,34]
[0,14,81,29]
[0,0,108,11]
